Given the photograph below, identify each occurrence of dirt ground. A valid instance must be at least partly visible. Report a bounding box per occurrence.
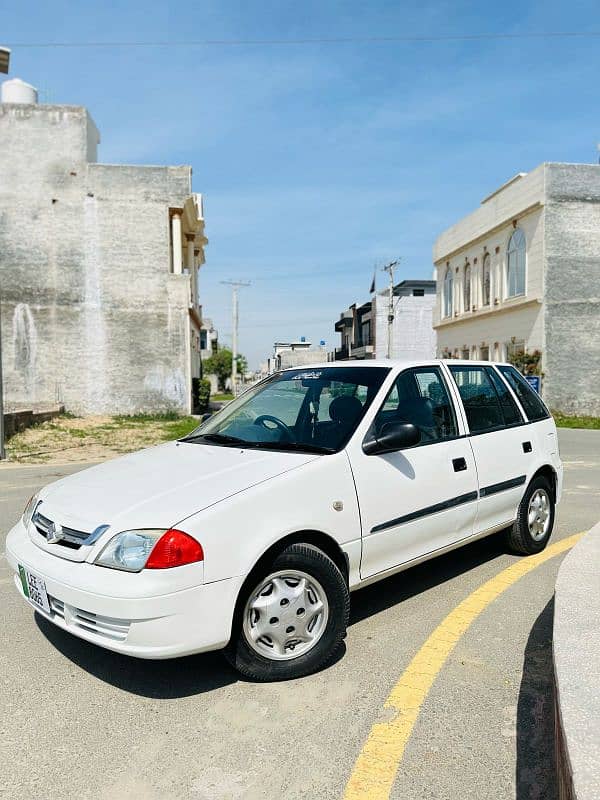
[3,414,199,465]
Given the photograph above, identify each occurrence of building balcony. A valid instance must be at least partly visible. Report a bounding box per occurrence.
[350,344,375,359]
[334,311,354,332]
[334,343,375,360]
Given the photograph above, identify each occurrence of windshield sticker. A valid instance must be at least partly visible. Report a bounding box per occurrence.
[295,371,323,380]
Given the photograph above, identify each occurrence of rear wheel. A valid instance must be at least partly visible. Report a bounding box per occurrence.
[505,475,555,555]
[225,543,349,681]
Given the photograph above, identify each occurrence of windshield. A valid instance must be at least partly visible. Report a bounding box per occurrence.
[182,366,390,453]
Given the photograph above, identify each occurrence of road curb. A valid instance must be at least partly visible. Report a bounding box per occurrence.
[553,522,600,800]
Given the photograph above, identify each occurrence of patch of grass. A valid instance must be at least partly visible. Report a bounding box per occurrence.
[5,412,200,464]
[161,417,199,440]
[212,393,234,402]
[552,412,600,430]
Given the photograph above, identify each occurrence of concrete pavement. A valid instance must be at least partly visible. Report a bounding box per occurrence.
[0,428,598,800]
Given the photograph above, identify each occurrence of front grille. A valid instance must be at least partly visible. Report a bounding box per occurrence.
[49,597,65,618]
[34,511,90,550]
[48,594,130,642]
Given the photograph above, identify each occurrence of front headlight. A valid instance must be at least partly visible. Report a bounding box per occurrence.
[22,494,40,527]
[94,528,204,572]
[94,529,166,572]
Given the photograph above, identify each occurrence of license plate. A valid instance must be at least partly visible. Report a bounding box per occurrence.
[18,565,51,614]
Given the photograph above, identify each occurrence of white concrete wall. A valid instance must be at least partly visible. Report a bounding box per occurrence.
[435,302,544,361]
[0,103,197,415]
[374,291,436,360]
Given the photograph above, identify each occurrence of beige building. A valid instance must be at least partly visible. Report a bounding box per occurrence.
[433,163,600,415]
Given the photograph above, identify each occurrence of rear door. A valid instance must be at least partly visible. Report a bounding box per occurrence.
[347,365,479,580]
[444,364,533,534]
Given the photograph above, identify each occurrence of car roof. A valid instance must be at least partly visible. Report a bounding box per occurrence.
[281,359,512,371]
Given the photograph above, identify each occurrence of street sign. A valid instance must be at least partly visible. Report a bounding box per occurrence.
[525,375,541,394]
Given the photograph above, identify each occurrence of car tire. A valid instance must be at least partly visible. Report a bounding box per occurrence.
[505,475,555,555]
[224,543,349,682]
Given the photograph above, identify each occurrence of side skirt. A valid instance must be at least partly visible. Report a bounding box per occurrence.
[349,520,514,592]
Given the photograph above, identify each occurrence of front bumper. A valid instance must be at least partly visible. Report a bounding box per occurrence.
[6,521,242,659]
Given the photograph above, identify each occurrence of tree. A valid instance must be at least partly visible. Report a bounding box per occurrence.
[203,348,247,391]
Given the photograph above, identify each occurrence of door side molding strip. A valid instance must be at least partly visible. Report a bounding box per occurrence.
[370,491,479,535]
[479,474,527,498]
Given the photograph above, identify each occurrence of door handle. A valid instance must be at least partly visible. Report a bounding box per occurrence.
[452,457,467,472]
[522,441,532,453]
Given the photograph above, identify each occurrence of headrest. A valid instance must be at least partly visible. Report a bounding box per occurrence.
[399,396,434,427]
[329,395,363,424]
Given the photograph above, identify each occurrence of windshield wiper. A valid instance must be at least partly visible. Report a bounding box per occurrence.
[179,432,248,446]
[247,441,335,455]
[179,433,333,454]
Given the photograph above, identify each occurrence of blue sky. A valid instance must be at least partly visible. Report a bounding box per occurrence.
[3,1,599,367]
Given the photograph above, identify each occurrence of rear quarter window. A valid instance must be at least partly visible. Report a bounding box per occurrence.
[497,366,550,422]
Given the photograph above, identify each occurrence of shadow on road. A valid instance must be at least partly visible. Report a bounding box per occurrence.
[35,613,238,698]
[349,532,506,625]
[515,598,557,800]
[35,532,507,698]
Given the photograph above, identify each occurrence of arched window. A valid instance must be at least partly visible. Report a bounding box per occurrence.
[463,264,471,311]
[443,266,453,317]
[482,253,491,305]
[507,228,526,297]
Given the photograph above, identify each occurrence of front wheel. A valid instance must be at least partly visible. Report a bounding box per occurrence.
[505,475,555,555]
[225,543,349,681]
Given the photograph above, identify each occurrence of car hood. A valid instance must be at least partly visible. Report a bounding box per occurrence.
[37,440,318,535]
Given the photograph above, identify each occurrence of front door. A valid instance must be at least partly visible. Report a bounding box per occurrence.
[348,366,479,580]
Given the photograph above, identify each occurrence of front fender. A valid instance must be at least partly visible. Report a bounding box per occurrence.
[180,451,361,584]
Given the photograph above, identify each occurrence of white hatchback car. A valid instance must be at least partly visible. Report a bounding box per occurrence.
[7,360,561,681]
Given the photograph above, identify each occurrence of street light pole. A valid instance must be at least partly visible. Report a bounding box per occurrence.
[221,280,250,396]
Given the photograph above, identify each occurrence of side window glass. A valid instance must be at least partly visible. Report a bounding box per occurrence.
[449,366,504,433]
[486,367,523,425]
[373,368,457,443]
[497,366,550,421]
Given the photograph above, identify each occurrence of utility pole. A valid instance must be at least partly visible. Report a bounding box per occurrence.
[0,47,9,459]
[220,280,250,396]
[383,260,399,359]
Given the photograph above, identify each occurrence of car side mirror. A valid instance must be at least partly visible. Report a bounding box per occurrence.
[362,421,421,455]
[200,412,213,423]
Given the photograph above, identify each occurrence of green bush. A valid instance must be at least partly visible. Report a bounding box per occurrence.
[193,377,211,413]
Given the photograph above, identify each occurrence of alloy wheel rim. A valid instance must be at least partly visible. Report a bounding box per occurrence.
[528,489,551,541]
[242,570,329,661]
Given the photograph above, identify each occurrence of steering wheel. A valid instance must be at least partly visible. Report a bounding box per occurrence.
[253,414,294,442]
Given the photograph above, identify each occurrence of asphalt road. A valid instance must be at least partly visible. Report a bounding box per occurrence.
[1,429,598,800]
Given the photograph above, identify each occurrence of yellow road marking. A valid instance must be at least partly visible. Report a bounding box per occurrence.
[343,532,585,800]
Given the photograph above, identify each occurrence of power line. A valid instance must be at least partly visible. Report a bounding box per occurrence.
[5,31,600,48]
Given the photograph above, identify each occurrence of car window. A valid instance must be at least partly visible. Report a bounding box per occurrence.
[485,367,523,425]
[373,367,458,444]
[190,366,390,453]
[247,381,307,426]
[449,365,522,433]
[497,365,550,421]
[317,382,369,423]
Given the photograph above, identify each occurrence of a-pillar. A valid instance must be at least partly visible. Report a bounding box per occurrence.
[171,211,183,274]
